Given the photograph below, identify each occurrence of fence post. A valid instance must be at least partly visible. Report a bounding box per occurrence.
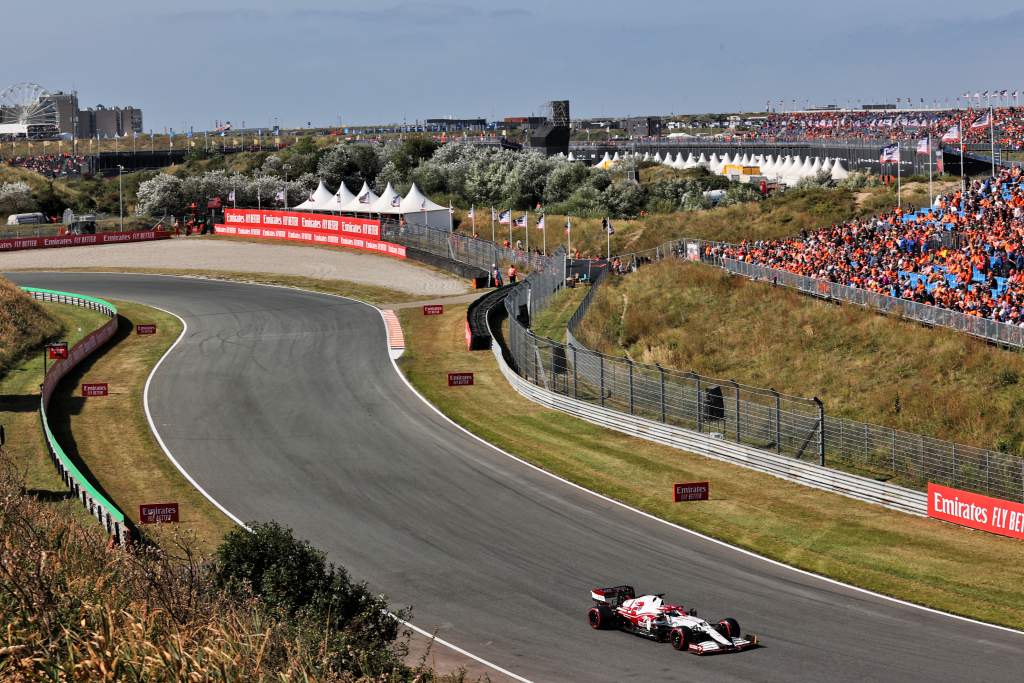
[695,371,703,433]
[952,443,957,487]
[772,388,781,454]
[814,397,825,466]
[599,354,605,407]
[572,345,577,400]
[731,379,740,443]
[628,359,634,415]
[658,364,666,423]
[891,428,897,473]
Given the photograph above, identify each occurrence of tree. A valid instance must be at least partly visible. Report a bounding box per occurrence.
[0,182,37,214]
[544,161,591,203]
[135,174,184,217]
[601,181,645,218]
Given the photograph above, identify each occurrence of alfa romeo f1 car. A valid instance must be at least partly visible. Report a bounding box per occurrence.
[587,585,758,655]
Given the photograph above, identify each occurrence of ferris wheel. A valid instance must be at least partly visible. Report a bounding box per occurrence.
[0,82,57,129]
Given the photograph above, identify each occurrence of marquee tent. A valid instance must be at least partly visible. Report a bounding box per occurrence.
[295,181,334,210]
[400,183,452,230]
[340,182,380,214]
[370,182,404,214]
[323,181,357,213]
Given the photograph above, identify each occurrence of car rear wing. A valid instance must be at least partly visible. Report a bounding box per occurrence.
[591,585,635,606]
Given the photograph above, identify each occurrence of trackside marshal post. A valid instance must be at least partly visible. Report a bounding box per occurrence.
[674,482,709,502]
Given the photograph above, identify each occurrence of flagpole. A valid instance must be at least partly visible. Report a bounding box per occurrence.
[542,216,546,255]
[567,216,572,258]
[989,106,996,178]
[927,135,933,207]
[959,116,965,195]
[525,211,529,253]
[606,218,611,260]
[471,206,476,235]
[896,141,901,209]
[508,208,512,245]
[490,207,495,243]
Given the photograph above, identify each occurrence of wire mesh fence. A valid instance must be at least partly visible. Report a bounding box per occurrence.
[560,256,1024,502]
[382,215,1024,502]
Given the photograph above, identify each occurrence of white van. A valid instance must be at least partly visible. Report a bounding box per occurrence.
[6,212,47,226]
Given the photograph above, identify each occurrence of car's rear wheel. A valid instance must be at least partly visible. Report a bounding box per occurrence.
[588,605,616,630]
[716,617,741,639]
[670,627,690,651]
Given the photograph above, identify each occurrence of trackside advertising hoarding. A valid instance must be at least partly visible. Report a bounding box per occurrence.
[218,208,405,259]
[927,483,1024,539]
[0,230,171,253]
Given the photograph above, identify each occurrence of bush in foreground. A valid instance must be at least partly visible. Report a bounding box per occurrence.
[0,457,455,681]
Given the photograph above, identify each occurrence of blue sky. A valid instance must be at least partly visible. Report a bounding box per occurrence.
[7,1,1024,130]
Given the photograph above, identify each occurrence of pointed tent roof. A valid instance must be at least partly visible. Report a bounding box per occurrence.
[683,152,697,168]
[323,180,357,212]
[400,182,447,214]
[341,181,379,213]
[821,158,834,173]
[567,152,576,161]
[699,152,710,167]
[295,180,331,210]
[720,153,733,167]
[611,151,620,162]
[809,157,823,175]
[594,152,614,170]
[310,181,338,211]
[370,182,404,214]
[653,152,662,163]
[830,159,850,180]
[642,152,650,161]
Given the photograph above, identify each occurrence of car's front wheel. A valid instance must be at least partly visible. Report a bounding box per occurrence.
[716,617,741,640]
[670,627,691,651]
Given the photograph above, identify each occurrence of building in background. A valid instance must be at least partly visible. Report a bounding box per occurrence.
[424,117,487,132]
[621,116,663,138]
[77,105,144,138]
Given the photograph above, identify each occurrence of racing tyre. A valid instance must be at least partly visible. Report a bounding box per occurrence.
[670,627,691,651]
[588,605,616,630]
[716,618,741,640]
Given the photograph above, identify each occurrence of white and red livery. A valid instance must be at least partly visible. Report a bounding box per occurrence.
[587,585,758,655]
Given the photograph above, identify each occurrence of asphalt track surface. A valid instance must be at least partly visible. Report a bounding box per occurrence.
[10,271,1024,683]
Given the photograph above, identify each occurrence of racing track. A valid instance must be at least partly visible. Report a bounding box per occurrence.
[10,271,1024,683]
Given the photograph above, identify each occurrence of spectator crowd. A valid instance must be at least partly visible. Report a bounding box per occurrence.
[714,166,1024,326]
[4,153,87,178]
[752,107,1024,148]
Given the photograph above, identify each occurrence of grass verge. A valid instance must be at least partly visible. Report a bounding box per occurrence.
[577,259,1024,455]
[529,284,588,342]
[398,301,1024,629]
[0,300,108,494]
[46,301,235,552]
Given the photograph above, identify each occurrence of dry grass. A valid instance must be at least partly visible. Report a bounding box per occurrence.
[399,301,1024,629]
[577,259,1024,454]
[528,285,588,342]
[0,277,61,371]
[46,301,236,553]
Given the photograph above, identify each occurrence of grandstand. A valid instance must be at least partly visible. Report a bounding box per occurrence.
[716,165,1024,325]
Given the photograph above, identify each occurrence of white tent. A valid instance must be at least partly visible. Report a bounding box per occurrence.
[698,152,709,169]
[567,152,576,161]
[705,152,717,171]
[323,181,357,213]
[340,182,380,214]
[400,183,452,230]
[672,152,685,169]
[594,152,614,170]
[763,155,776,173]
[612,151,621,162]
[809,157,823,175]
[821,158,834,174]
[662,152,674,165]
[720,153,733,167]
[642,152,650,161]
[653,152,662,163]
[683,152,697,169]
[295,180,334,211]
[370,182,404,214]
[739,154,751,166]
[830,159,850,181]
[799,156,815,176]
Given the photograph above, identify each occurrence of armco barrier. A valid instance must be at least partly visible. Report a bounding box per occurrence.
[487,301,928,515]
[21,287,129,543]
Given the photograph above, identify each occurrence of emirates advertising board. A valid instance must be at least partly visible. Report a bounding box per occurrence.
[928,482,1024,540]
[218,209,406,259]
[0,230,171,253]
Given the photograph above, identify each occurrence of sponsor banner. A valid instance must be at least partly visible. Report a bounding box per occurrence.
[223,208,381,239]
[686,243,700,261]
[47,342,69,360]
[139,502,179,524]
[215,222,406,259]
[81,382,109,397]
[136,324,157,335]
[0,230,171,253]
[674,481,710,502]
[447,372,474,386]
[423,304,444,316]
[927,483,1024,539]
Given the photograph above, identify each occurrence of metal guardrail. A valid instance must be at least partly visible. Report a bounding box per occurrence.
[563,255,1024,503]
[22,287,129,543]
[487,277,928,515]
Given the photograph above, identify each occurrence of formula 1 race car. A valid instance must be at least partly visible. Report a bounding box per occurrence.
[587,585,759,655]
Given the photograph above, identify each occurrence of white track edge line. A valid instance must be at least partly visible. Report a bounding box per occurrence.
[135,286,531,682]
[377,309,1024,639]
[66,270,1024,647]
